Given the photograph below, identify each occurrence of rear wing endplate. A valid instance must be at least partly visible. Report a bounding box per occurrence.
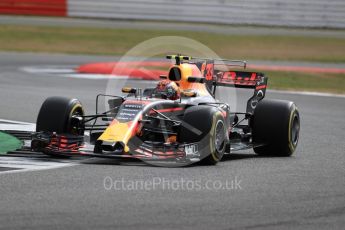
[213,71,268,114]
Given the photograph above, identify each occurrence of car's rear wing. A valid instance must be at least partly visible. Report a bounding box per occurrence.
[214,71,266,88]
[212,70,268,114]
[194,59,267,115]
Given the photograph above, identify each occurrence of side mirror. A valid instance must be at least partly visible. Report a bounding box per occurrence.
[108,97,123,108]
[187,76,205,83]
[182,90,197,97]
[122,87,137,94]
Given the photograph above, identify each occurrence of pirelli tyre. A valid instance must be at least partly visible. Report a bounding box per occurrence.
[252,99,300,156]
[179,106,227,165]
[36,96,85,135]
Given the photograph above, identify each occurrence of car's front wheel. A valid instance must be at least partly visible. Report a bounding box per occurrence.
[203,112,227,164]
[36,96,85,135]
[179,106,227,165]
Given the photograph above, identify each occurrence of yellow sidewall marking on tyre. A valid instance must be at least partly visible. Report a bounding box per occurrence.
[288,104,297,153]
[69,104,83,117]
[209,112,223,162]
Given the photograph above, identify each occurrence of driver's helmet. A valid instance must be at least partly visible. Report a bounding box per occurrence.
[156,80,180,100]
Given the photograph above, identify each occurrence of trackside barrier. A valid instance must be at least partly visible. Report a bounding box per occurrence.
[0,0,344,28]
[0,0,67,16]
[68,0,345,28]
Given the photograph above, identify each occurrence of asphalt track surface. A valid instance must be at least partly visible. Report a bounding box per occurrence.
[0,52,344,229]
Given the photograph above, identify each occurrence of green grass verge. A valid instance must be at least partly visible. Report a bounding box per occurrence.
[0,25,345,63]
[263,71,345,94]
[0,131,22,154]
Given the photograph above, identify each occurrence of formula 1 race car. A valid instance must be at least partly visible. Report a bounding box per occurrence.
[31,55,300,165]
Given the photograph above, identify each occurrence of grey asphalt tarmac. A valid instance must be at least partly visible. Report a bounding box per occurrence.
[0,52,344,230]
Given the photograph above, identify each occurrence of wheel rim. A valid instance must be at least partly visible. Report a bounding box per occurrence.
[291,114,300,147]
[215,120,226,153]
[69,107,84,135]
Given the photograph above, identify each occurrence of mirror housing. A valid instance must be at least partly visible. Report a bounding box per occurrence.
[187,76,205,83]
[182,90,197,97]
[122,87,137,94]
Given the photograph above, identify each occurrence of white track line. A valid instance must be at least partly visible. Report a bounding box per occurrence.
[21,66,76,73]
[0,119,34,125]
[268,89,345,98]
[63,73,131,80]
[0,119,35,131]
[0,119,81,175]
[0,157,78,175]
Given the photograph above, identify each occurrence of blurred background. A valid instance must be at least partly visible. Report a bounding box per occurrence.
[0,0,344,94]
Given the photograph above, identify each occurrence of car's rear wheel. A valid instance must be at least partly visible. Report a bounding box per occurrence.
[252,99,300,156]
[36,96,85,135]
